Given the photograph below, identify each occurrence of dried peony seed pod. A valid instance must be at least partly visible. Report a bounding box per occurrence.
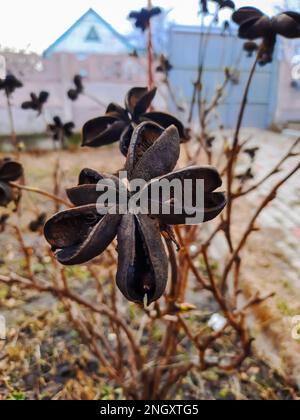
[0,74,23,96]
[82,86,188,156]
[67,75,84,101]
[48,116,75,144]
[233,7,300,65]
[243,41,259,57]
[45,123,226,305]
[22,91,49,115]
[213,0,235,11]
[0,158,23,207]
[128,7,162,32]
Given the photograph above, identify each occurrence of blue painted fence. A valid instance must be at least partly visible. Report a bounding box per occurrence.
[168,25,279,129]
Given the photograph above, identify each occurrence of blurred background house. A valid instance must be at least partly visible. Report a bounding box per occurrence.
[1,6,300,135]
[0,8,151,134]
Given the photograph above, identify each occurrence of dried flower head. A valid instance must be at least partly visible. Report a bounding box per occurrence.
[233,7,300,65]
[129,7,162,32]
[21,91,49,115]
[0,158,23,207]
[222,20,232,35]
[244,146,259,162]
[206,136,216,149]
[236,167,254,182]
[0,74,23,96]
[213,0,235,10]
[156,55,173,76]
[243,41,259,57]
[48,116,75,144]
[82,86,187,156]
[68,75,84,101]
[199,0,209,15]
[29,213,47,233]
[45,123,226,304]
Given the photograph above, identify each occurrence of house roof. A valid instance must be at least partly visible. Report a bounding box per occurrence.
[43,8,135,58]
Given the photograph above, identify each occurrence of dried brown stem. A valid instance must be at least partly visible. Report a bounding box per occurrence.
[235,137,300,198]
[83,92,107,109]
[164,237,179,306]
[0,272,144,371]
[14,225,33,279]
[225,48,261,248]
[175,226,208,291]
[222,162,300,291]
[10,182,72,208]
[5,93,19,156]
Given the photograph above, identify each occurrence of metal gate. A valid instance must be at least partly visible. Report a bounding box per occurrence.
[168,25,279,129]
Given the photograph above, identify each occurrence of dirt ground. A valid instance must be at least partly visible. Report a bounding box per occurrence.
[231,129,300,387]
[0,130,300,399]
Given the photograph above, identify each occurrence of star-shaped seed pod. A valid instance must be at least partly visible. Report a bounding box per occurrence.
[44,122,226,305]
[243,41,259,57]
[233,7,300,65]
[213,0,235,10]
[129,7,162,32]
[82,86,187,156]
[0,158,23,207]
[199,0,209,15]
[0,74,23,96]
[244,146,259,162]
[67,75,84,101]
[236,167,254,182]
[21,91,49,115]
[222,20,231,35]
[48,116,75,145]
[156,55,173,76]
[29,213,47,233]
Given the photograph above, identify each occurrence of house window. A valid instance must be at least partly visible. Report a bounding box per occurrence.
[85,26,101,43]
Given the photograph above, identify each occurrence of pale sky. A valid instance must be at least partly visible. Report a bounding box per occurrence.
[0,0,283,53]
